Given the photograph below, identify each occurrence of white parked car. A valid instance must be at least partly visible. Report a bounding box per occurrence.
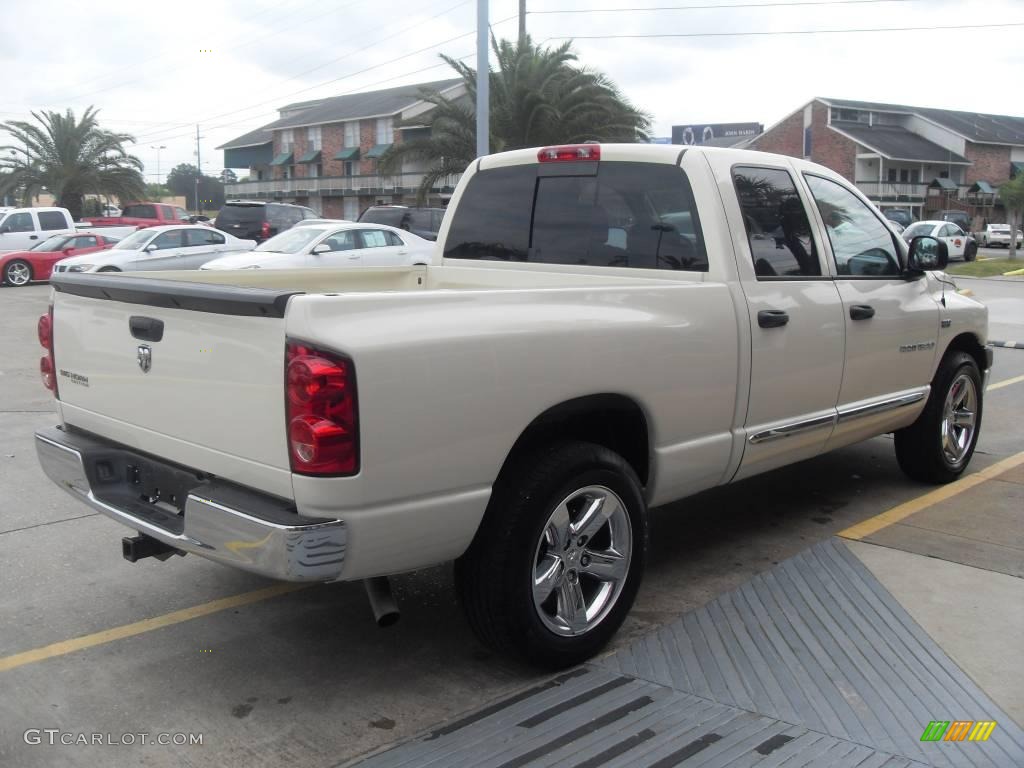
[200,222,434,270]
[0,207,76,253]
[35,143,990,667]
[979,223,1023,248]
[53,225,256,273]
[901,220,977,261]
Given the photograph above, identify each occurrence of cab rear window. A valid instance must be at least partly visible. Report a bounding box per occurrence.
[443,162,708,271]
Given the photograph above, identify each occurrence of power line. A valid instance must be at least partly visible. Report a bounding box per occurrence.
[547,21,1024,39]
[128,0,482,144]
[130,14,517,147]
[530,0,919,13]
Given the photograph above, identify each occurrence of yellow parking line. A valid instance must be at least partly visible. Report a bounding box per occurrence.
[988,374,1024,391]
[0,583,308,674]
[839,450,1024,541]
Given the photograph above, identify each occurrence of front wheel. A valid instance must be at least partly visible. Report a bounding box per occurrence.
[895,351,983,484]
[964,242,977,261]
[3,259,33,286]
[97,266,121,272]
[455,441,647,668]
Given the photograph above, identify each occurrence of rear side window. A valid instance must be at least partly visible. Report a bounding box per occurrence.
[444,162,707,270]
[733,166,820,278]
[267,205,291,227]
[217,205,264,225]
[359,229,389,248]
[410,209,433,229]
[361,208,409,228]
[123,204,157,219]
[38,211,68,231]
[186,229,224,246]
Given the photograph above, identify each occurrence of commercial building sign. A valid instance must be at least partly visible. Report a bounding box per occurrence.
[671,122,763,146]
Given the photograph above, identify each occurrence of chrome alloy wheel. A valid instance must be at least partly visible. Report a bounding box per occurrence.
[531,485,632,637]
[941,373,977,466]
[5,261,30,286]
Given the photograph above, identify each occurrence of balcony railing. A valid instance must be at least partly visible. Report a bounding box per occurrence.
[855,181,931,201]
[224,173,461,198]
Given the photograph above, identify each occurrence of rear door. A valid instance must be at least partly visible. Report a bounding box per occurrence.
[355,228,404,265]
[708,158,846,480]
[180,228,227,268]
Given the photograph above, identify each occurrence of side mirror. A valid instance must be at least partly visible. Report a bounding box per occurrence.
[906,236,948,273]
[144,244,158,252]
[311,243,330,255]
[63,247,74,255]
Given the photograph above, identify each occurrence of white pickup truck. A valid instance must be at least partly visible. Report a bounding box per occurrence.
[35,144,991,667]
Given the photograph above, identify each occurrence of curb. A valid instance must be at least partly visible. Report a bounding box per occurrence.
[950,274,1024,282]
[990,341,1022,349]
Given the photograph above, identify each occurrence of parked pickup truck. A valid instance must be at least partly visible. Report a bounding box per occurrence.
[0,207,76,253]
[35,144,991,667]
[82,201,192,230]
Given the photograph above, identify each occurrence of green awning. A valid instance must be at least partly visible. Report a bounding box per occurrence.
[334,147,359,161]
[929,177,958,190]
[365,143,393,159]
[970,180,995,194]
[269,152,293,166]
[297,150,322,164]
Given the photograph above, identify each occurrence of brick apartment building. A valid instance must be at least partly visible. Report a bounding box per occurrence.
[749,98,1024,225]
[217,79,463,219]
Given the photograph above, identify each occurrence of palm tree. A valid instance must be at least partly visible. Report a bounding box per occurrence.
[0,107,145,220]
[382,36,651,201]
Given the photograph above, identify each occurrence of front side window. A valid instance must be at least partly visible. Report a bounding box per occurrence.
[323,231,356,251]
[151,230,184,249]
[38,211,68,231]
[804,174,901,277]
[2,212,34,232]
[256,227,322,253]
[33,235,74,252]
[74,235,98,248]
[903,222,934,239]
[112,229,155,250]
[444,162,707,271]
[733,166,820,278]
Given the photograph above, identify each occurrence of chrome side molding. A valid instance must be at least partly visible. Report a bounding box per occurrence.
[749,413,836,445]
[836,391,926,423]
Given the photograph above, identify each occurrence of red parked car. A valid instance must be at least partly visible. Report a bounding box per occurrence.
[1,232,119,286]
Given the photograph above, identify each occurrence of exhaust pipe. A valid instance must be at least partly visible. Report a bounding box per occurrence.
[363,576,400,627]
[122,534,184,563]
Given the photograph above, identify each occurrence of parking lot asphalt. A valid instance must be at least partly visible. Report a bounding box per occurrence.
[1,280,1022,768]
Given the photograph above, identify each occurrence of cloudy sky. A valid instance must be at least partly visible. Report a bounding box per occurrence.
[0,0,1020,179]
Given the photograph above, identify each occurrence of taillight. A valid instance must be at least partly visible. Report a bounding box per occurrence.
[38,305,58,396]
[260,221,271,240]
[285,341,358,476]
[537,144,601,163]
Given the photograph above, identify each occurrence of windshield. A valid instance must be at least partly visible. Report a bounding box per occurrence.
[254,227,323,253]
[904,223,933,237]
[111,229,155,250]
[31,234,75,252]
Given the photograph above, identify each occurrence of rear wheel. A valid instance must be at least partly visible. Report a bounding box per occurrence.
[895,351,982,484]
[3,259,32,286]
[455,441,647,668]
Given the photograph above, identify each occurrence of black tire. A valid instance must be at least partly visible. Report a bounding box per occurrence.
[97,266,121,272]
[894,351,983,484]
[455,441,647,669]
[3,259,33,286]
[964,243,977,261]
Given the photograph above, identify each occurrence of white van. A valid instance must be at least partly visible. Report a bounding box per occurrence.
[0,207,76,253]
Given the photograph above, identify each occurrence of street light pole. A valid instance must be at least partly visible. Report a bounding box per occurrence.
[151,145,166,186]
[476,0,489,158]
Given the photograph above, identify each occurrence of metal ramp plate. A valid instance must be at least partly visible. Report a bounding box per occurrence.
[353,539,1024,768]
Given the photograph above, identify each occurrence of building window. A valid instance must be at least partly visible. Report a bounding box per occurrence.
[376,117,394,145]
[308,164,321,178]
[344,161,355,177]
[284,165,294,180]
[888,168,897,182]
[343,198,359,220]
[281,129,294,154]
[803,126,812,158]
[344,121,359,147]
[830,107,869,124]
[307,126,321,151]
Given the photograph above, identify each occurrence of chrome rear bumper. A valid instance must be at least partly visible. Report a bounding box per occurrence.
[35,426,346,582]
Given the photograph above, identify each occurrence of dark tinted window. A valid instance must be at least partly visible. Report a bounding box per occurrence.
[360,208,408,228]
[160,205,175,220]
[267,204,292,227]
[410,209,433,229]
[186,229,224,246]
[151,230,184,249]
[123,204,157,219]
[217,204,264,225]
[804,174,901,277]
[733,166,820,278]
[444,162,706,270]
[38,211,68,231]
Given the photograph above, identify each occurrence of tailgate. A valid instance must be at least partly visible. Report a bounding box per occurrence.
[49,273,302,499]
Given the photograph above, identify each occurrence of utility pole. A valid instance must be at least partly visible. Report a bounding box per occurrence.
[519,0,526,45]
[151,145,166,190]
[195,125,203,215]
[476,0,489,158]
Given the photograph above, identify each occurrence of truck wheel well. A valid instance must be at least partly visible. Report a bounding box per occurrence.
[500,395,650,487]
[944,333,986,374]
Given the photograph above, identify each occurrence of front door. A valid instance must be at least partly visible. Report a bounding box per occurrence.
[801,173,940,448]
[135,229,185,270]
[716,161,846,480]
[0,211,39,252]
[939,223,967,260]
[308,229,361,267]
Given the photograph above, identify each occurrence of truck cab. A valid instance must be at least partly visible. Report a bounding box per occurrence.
[0,207,75,253]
